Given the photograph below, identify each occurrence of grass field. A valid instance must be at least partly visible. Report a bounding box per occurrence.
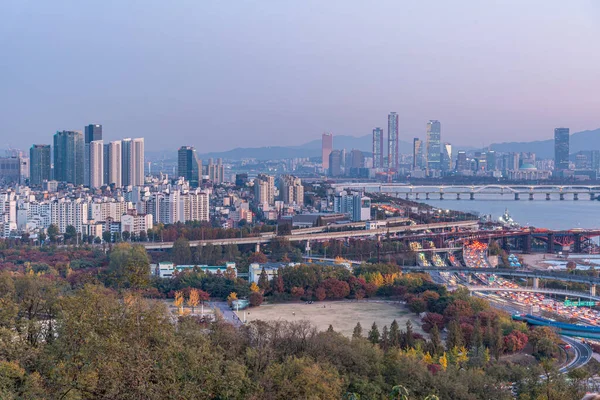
[236,300,424,337]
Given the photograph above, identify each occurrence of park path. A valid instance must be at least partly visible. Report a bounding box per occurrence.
[210,301,243,327]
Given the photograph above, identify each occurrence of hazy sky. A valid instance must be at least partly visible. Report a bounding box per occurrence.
[1,1,599,152]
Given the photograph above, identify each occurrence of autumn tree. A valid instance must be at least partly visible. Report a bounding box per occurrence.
[249,292,263,307]
[227,292,238,307]
[107,243,151,289]
[174,290,184,314]
[258,268,270,293]
[249,282,260,293]
[187,288,200,313]
[352,322,363,339]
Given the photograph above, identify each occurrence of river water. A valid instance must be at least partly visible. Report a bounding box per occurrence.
[422,196,600,230]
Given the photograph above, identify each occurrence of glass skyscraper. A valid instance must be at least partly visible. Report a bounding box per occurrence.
[554,127,570,171]
[178,146,202,187]
[53,130,84,185]
[426,120,441,174]
[387,112,398,171]
[372,127,384,168]
[29,144,51,186]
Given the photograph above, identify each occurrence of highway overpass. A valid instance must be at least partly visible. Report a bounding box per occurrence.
[466,285,600,301]
[142,220,479,250]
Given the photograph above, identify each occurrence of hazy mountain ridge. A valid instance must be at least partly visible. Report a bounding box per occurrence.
[146,129,600,161]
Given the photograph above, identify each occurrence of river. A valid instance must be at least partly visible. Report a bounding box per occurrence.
[422,196,600,230]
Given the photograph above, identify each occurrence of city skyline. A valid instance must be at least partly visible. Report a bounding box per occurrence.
[1,1,598,152]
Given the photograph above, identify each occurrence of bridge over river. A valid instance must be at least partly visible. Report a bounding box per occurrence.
[333,183,600,201]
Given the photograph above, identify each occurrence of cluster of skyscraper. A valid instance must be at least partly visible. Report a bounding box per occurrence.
[177,146,225,186]
[29,124,145,188]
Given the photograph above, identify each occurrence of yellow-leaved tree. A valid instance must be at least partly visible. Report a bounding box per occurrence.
[227,292,238,307]
[187,288,200,314]
[249,282,260,293]
[174,290,184,315]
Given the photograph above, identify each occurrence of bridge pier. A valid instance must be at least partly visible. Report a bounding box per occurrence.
[574,193,579,201]
[470,193,475,200]
[574,233,582,253]
[439,193,444,200]
[529,193,534,201]
[255,243,260,253]
[533,277,539,289]
[425,193,430,200]
[502,237,509,251]
[547,233,555,253]
[456,193,460,200]
[560,193,565,200]
[591,193,596,201]
[546,193,551,201]
[591,285,596,297]
[415,193,420,200]
[523,234,532,254]
[405,193,409,200]
[466,275,472,284]
[514,193,520,200]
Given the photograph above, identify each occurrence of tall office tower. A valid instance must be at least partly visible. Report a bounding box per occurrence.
[122,138,145,186]
[456,151,468,172]
[84,124,102,187]
[89,140,104,189]
[412,138,423,170]
[425,120,441,174]
[106,141,122,187]
[178,146,201,187]
[441,143,452,172]
[322,132,333,170]
[486,150,497,171]
[53,130,84,185]
[254,174,275,206]
[29,144,51,186]
[350,149,365,168]
[387,112,399,170]
[372,127,384,168]
[328,150,342,177]
[554,128,570,171]
[208,158,224,183]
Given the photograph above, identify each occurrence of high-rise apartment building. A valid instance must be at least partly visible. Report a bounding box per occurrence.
[89,140,104,189]
[456,151,468,172]
[84,124,102,187]
[350,149,365,169]
[554,128,570,171]
[122,138,144,186]
[322,133,333,170]
[279,175,304,206]
[372,127,384,168]
[29,144,51,186]
[54,130,84,185]
[208,158,224,183]
[426,120,441,174]
[106,141,122,187]
[486,150,497,171]
[328,150,342,177]
[412,138,423,170]
[254,174,275,207]
[178,146,201,187]
[387,113,399,171]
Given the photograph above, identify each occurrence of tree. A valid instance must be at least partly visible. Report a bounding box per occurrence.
[315,287,326,301]
[64,225,77,243]
[381,325,389,350]
[429,325,442,356]
[258,268,270,293]
[107,243,151,289]
[174,290,184,315]
[102,230,112,244]
[249,251,268,264]
[249,282,260,293]
[172,237,192,265]
[122,230,131,242]
[352,322,363,339]
[187,288,200,313]
[389,320,400,347]
[249,292,263,307]
[566,261,576,272]
[368,322,380,344]
[404,320,415,349]
[446,320,464,350]
[227,292,238,307]
[47,224,59,242]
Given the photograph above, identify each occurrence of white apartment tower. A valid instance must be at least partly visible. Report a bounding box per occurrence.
[89,140,104,189]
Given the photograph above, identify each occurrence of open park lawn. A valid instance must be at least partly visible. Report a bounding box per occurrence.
[238,300,424,337]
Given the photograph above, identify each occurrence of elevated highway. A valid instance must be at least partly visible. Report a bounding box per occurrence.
[143,220,479,250]
[466,285,600,301]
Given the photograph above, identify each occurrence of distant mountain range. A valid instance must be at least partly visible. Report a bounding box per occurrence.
[146,128,600,161]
